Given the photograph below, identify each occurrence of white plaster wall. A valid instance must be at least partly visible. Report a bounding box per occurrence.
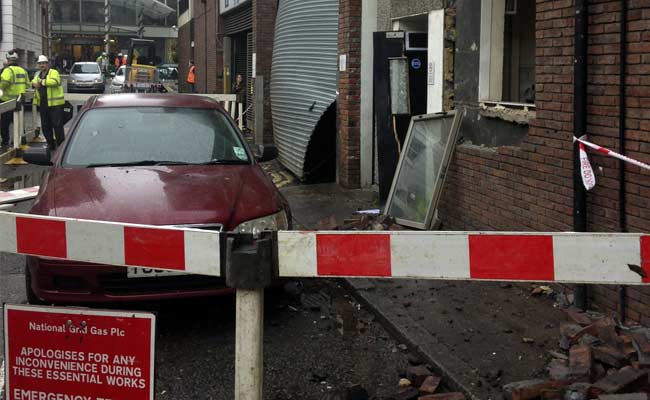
[1,0,45,68]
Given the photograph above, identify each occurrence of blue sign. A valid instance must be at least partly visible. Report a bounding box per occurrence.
[411,58,422,70]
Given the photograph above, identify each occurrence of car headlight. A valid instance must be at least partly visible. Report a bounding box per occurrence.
[95,78,103,83]
[233,210,289,234]
[68,79,75,84]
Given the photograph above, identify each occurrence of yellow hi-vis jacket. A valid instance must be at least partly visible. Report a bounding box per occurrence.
[32,68,65,107]
[0,65,28,102]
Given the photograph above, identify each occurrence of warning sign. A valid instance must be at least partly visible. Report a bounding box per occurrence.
[3,304,155,400]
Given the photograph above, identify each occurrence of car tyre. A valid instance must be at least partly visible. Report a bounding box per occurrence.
[25,263,45,305]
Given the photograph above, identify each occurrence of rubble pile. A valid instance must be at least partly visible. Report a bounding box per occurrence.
[503,310,650,400]
[392,363,465,400]
[317,214,410,231]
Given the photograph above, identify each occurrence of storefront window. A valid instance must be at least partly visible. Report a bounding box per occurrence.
[52,0,80,24]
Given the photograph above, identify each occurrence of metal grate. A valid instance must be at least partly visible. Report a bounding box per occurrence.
[246,31,254,130]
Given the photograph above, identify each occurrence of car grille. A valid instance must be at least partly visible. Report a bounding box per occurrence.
[98,273,225,295]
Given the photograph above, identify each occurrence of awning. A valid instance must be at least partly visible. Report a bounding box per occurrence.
[102,0,175,19]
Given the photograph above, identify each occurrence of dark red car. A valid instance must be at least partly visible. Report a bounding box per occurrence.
[24,93,290,304]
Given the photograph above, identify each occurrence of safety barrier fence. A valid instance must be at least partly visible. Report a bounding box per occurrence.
[0,209,648,399]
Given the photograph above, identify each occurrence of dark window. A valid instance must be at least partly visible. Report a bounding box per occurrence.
[71,63,101,74]
[111,5,135,26]
[502,0,536,103]
[52,0,80,23]
[179,0,189,14]
[81,1,103,24]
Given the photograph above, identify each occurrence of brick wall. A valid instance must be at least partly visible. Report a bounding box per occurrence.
[337,0,362,188]
[177,0,224,94]
[439,0,650,323]
[177,22,192,93]
[253,0,278,143]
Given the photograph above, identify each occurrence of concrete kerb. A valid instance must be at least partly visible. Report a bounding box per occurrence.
[345,278,482,400]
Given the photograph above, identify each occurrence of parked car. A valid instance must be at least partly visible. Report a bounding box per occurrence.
[110,65,126,93]
[67,62,105,93]
[157,63,178,81]
[24,93,290,304]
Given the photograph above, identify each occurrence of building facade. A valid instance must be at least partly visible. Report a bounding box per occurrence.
[50,0,178,66]
[337,0,650,322]
[176,0,276,142]
[0,0,49,69]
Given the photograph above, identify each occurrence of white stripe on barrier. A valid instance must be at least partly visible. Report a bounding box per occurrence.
[390,233,470,279]
[65,219,126,266]
[184,229,221,275]
[277,231,317,278]
[0,212,17,254]
[553,235,641,283]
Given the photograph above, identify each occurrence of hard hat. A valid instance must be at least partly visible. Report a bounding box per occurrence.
[118,53,122,56]
[6,51,18,61]
[36,55,49,63]
[102,52,107,56]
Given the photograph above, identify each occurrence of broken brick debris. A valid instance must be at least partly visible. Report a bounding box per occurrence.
[419,375,442,395]
[598,394,649,400]
[418,393,465,400]
[569,344,593,381]
[590,367,648,396]
[502,379,556,400]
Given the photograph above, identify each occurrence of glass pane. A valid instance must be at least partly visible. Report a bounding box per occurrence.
[111,5,135,26]
[386,116,454,225]
[52,0,80,23]
[71,64,101,74]
[81,1,103,24]
[64,108,248,167]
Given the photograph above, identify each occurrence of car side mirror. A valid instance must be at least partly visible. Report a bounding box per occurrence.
[24,146,52,166]
[255,144,278,163]
[110,72,115,77]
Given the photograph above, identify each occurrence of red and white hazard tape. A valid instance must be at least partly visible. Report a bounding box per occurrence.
[574,136,650,172]
[278,231,650,285]
[0,211,221,276]
[0,186,39,205]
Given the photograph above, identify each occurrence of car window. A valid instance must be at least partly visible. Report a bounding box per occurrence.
[63,107,250,167]
[116,67,124,76]
[71,64,100,74]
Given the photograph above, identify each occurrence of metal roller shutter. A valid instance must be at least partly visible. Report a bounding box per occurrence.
[222,4,252,36]
[270,0,339,178]
[246,32,254,129]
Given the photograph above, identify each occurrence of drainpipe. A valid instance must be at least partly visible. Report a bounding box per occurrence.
[618,0,628,322]
[573,0,589,310]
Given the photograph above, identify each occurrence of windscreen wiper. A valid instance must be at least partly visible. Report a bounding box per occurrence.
[198,159,250,165]
[85,160,191,168]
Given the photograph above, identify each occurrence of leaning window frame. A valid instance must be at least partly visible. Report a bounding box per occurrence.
[478,0,535,108]
[384,110,463,230]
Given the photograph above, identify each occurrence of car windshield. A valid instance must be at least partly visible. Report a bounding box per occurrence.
[63,107,250,167]
[116,67,124,76]
[72,64,100,74]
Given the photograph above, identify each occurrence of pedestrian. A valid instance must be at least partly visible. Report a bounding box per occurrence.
[231,73,245,122]
[32,55,65,150]
[115,53,122,69]
[0,50,28,150]
[187,60,196,93]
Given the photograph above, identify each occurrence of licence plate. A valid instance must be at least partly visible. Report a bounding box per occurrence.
[127,268,186,278]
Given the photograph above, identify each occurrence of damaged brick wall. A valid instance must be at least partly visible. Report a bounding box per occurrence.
[439,0,650,322]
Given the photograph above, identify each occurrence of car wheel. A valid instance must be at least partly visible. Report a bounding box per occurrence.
[25,263,44,305]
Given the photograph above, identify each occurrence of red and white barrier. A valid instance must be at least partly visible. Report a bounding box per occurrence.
[278,231,650,285]
[0,211,221,276]
[575,136,650,172]
[0,186,39,205]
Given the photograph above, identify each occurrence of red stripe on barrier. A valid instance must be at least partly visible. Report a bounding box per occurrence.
[316,234,391,277]
[642,236,650,284]
[124,227,185,270]
[16,217,67,258]
[469,235,555,281]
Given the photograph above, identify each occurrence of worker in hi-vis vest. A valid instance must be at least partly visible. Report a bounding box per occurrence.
[0,50,28,149]
[32,55,65,150]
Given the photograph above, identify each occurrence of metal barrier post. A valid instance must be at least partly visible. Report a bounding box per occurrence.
[12,108,20,150]
[226,232,273,400]
[235,289,264,400]
[18,98,24,146]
